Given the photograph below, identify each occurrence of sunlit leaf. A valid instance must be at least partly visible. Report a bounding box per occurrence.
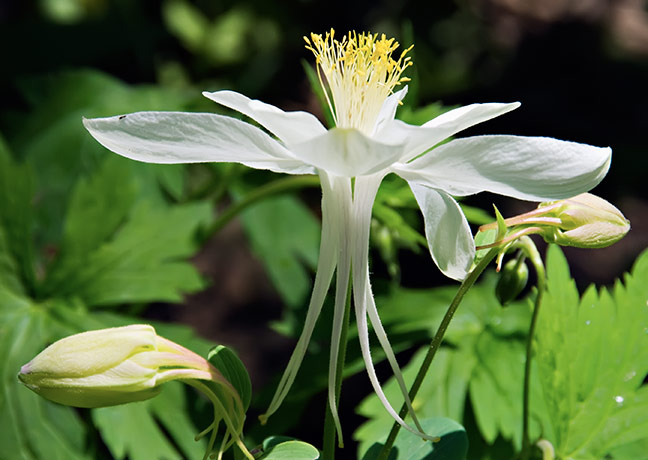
[536,245,648,458]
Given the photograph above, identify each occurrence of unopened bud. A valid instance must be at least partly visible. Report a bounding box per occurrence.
[539,194,630,248]
[496,258,529,305]
[18,324,220,408]
[477,193,630,251]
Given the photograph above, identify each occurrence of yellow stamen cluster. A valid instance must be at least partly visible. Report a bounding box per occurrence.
[304,29,413,134]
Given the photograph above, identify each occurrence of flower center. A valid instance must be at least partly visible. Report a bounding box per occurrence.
[305,29,413,135]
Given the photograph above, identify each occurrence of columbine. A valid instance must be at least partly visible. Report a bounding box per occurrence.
[83,30,611,441]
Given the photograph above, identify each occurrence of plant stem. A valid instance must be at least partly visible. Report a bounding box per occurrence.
[200,175,320,243]
[322,282,353,460]
[377,248,499,460]
[519,238,546,460]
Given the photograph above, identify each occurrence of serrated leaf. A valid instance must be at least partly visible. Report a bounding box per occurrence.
[43,202,210,306]
[92,397,184,460]
[240,195,319,307]
[536,246,648,459]
[59,156,137,262]
[208,344,252,410]
[11,70,194,246]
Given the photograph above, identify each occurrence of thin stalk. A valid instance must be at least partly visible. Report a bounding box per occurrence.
[322,281,353,460]
[519,238,546,460]
[200,175,320,243]
[377,248,499,460]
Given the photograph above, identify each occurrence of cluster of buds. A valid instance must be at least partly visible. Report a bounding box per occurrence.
[18,324,252,460]
[477,193,630,251]
[475,193,630,305]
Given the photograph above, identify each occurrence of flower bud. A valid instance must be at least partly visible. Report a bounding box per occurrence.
[476,193,630,251]
[18,324,217,408]
[496,258,529,306]
[539,194,630,248]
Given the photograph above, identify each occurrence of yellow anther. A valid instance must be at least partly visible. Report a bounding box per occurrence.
[306,30,413,134]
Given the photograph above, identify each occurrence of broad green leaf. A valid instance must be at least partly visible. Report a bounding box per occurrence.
[208,345,252,410]
[362,417,468,460]
[260,438,320,460]
[536,246,648,459]
[240,194,319,307]
[42,201,210,306]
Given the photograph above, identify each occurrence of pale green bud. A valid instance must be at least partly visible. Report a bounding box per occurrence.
[18,324,217,408]
[540,193,630,248]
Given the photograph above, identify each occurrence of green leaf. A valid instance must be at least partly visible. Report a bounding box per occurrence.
[208,344,252,410]
[10,70,195,246]
[355,348,475,457]
[240,195,320,307]
[0,136,36,294]
[0,303,90,460]
[357,274,547,453]
[536,246,648,459]
[43,201,210,306]
[260,438,320,460]
[92,392,190,460]
[362,417,468,460]
[59,156,137,262]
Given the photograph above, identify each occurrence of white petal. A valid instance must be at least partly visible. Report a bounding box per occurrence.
[397,135,612,201]
[379,102,520,162]
[203,90,327,144]
[410,185,475,281]
[372,86,408,135]
[288,128,406,177]
[83,112,314,175]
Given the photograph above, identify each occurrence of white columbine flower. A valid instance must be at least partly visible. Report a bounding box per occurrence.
[83,30,611,441]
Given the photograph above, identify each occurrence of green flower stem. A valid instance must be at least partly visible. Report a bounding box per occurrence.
[322,281,353,460]
[200,175,321,242]
[377,248,500,460]
[518,238,546,460]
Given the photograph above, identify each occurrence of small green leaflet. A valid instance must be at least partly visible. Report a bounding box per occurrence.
[260,437,320,460]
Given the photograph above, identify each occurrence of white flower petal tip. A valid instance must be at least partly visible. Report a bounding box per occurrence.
[289,128,406,177]
[422,101,521,129]
[82,111,314,175]
[202,90,326,144]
